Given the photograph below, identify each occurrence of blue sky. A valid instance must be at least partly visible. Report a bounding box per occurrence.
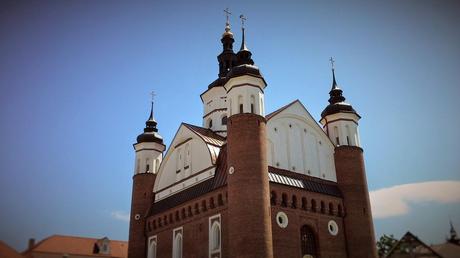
[1,0,459,251]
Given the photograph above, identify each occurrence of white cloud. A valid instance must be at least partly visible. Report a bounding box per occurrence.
[111,211,130,222]
[370,180,460,219]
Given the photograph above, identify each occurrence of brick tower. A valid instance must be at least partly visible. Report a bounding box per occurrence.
[224,22,274,258]
[320,63,378,258]
[128,101,165,258]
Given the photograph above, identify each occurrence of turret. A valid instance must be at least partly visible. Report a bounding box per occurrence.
[321,59,377,258]
[200,10,237,136]
[225,16,273,258]
[320,60,361,147]
[128,100,165,258]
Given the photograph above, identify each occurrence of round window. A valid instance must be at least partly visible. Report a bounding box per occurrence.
[228,166,235,175]
[134,214,141,221]
[276,212,288,228]
[328,220,339,236]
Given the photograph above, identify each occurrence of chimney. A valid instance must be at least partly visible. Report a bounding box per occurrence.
[28,238,35,250]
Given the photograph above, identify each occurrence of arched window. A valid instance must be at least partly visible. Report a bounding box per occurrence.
[147,236,157,258]
[334,126,339,145]
[300,225,317,257]
[250,95,255,113]
[291,195,297,209]
[209,214,221,256]
[221,115,227,125]
[301,197,307,210]
[311,199,317,212]
[329,202,334,215]
[270,191,277,205]
[210,222,221,252]
[281,193,288,207]
[238,95,243,113]
[173,233,183,258]
[320,201,325,214]
[208,119,213,129]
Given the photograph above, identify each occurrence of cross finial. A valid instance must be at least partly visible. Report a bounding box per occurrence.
[329,57,335,70]
[150,90,156,104]
[224,8,232,24]
[239,14,247,28]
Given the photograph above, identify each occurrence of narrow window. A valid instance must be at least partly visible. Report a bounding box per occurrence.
[173,233,183,258]
[239,104,243,113]
[347,136,350,145]
[301,225,317,257]
[146,164,150,173]
[281,193,288,207]
[334,126,339,145]
[209,214,221,257]
[251,104,254,113]
[147,237,157,258]
[221,116,227,125]
[208,119,213,129]
[270,191,277,205]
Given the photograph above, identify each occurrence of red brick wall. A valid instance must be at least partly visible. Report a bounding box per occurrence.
[146,188,228,258]
[226,113,274,258]
[128,173,156,258]
[335,146,378,258]
[270,184,348,258]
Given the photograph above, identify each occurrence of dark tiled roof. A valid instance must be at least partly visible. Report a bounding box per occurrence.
[183,123,226,147]
[150,145,228,216]
[150,146,341,215]
[268,167,342,198]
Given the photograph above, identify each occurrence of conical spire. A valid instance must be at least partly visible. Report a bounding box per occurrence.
[144,100,158,133]
[236,15,254,65]
[321,58,359,118]
[328,68,346,104]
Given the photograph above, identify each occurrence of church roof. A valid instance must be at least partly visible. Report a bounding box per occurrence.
[22,235,127,258]
[265,99,300,121]
[182,123,225,147]
[150,144,342,215]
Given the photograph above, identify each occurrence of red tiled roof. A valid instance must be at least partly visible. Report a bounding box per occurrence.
[24,235,127,258]
[0,241,24,258]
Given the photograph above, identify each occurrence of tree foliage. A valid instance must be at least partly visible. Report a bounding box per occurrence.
[376,234,398,257]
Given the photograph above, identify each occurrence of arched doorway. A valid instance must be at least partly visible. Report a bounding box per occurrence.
[300,225,318,258]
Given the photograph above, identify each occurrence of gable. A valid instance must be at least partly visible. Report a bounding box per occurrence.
[266,100,337,181]
[153,124,224,201]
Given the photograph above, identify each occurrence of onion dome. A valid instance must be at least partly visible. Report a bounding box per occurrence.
[136,102,164,144]
[321,67,360,118]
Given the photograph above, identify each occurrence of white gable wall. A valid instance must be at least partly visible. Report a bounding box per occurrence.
[153,125,216,196]
[266,101,337,181]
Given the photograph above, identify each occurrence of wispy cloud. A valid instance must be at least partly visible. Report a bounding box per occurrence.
[370,180,460,219]
[111,211,130,222]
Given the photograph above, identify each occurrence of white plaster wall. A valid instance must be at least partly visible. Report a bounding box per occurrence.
[225,75,265,117]
[133,142,164,175]
[153,125,216,193]
[201,86,228,134]
[320,112,361,147]
[266,101,337,181]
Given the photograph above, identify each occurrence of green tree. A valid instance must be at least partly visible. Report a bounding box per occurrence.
[376,234,398,257]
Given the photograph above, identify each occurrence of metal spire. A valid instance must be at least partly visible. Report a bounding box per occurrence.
[330,57,338,90]
[239,14,249,51]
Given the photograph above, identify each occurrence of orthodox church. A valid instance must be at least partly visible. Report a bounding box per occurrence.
[127,15,377,258]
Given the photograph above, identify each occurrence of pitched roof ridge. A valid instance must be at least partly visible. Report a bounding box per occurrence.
[265,99,300,121]
[182,123,226,141]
